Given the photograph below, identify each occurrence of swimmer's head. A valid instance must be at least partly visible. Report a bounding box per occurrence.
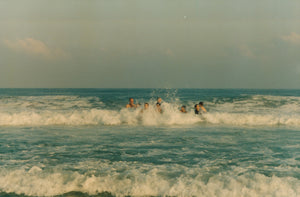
[156,103,161,107]
[181,105,186,112]
[199,102,204,106]
[129,98,134,104]
[144,103,149,109]
[157,97,162,104]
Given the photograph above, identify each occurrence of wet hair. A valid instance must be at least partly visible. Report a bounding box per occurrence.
[156,103,161,106]
[194,104,199,108]
[181,105,186,109]
[144,103,149,105]
[199,102,204,106]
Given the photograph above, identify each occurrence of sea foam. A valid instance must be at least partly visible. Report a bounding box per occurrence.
[0,95,299,127]
[0,162,299,197]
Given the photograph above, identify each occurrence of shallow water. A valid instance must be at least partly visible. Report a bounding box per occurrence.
[0,89,299,196]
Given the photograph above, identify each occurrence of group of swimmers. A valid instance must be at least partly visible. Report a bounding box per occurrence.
[126,97,207,115]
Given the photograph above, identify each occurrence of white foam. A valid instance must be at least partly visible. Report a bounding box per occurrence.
[0,95,299,127]
[0,109,121,126]
[0,108,299,127]
[0,163,299,197]
[203,112,300,126]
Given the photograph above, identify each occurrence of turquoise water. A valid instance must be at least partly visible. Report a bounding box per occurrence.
[0,89,299,196]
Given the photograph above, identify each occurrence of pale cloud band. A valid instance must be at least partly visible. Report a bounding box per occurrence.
[282,32,300,45]
[3,38,69,59]
[239,45,255,59]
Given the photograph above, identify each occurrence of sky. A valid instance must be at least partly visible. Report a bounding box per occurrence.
[0,0,300,88]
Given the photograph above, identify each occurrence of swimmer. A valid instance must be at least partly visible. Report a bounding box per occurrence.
[194,104,200,114]
[126,98,136,108]
[140,103,149,113]
[156,103,162,113]
[144,103,149,110]
[180,105,187,113]
[199,102,207,113]
[157,97,162,105]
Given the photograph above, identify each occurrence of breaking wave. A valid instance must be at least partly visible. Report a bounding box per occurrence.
[0,95,299,127]
[0,162,299,197]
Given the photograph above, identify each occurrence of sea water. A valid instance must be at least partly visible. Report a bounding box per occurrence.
[0,88,299,197]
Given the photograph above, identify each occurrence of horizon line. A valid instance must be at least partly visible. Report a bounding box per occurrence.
[0,87,299,90]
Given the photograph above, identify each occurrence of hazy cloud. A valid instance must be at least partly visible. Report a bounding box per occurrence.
[282,32,300,45]
[238,45,255,58]
[165,48,175,57]
[3,38,69,59]
[297,65,300,74]
[1,1,300,88]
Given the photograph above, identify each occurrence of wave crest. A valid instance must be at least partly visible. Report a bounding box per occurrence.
[0,108,300,127]
[0,95,299,127]
[0,164,299,197]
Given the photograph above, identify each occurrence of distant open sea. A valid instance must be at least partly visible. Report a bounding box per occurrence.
[0,88,299,197]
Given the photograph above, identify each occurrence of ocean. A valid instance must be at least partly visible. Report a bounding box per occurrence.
[0,88,299,197]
